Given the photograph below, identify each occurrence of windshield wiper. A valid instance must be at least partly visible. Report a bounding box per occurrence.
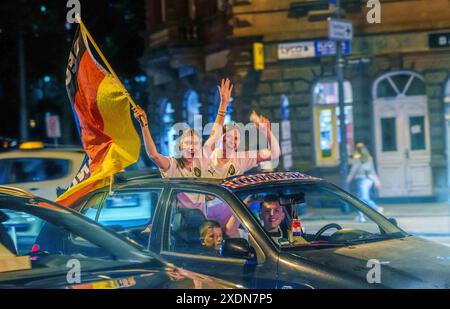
[282,241,349,249]
[341,235,395,244]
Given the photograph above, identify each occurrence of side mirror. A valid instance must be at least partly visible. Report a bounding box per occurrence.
[388,217,398,227]
[221,238,255,260]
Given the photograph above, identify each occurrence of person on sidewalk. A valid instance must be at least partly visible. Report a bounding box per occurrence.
[347,143,384,222]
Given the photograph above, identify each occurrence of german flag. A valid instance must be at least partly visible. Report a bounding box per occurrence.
[56,23,141,207]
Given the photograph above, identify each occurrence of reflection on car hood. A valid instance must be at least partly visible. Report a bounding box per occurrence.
[288,237,450,288]
[0,257,241,289]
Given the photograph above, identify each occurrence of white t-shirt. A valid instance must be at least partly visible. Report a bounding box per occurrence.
[160,153,211,179]
[160,152,212,213]
[205,148,258,179]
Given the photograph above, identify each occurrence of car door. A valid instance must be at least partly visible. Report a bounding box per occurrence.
[153,186,279,288]
[79,187,164,249]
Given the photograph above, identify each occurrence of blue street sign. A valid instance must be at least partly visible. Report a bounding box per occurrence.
[278,40,351,60]
[314,40,351,57]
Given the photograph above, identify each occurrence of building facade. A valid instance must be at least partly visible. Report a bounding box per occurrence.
[141,0,450,200]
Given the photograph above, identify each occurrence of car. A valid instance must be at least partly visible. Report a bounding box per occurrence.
[0,142,86,239]
[0,186,242,289]
[0,142,86,200]
[67,170,450,289]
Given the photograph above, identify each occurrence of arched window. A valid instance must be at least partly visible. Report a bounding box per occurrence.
[158,98,176,156]
[313,80,354,166]
[208,87,233,125]
[443,79,450,186]
[373,71,425,100]
[280,95,293,169]
[445,79,450,105]
[208,88,221,124]
[183,90,201,128]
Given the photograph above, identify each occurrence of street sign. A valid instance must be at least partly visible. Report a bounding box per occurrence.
[253,42,265,71]
[45,114,61,139]
[278,41,315,60]
[315,40,351,57]
[328,18,353,41]
[278,40,351,60]
[429,32,450,49]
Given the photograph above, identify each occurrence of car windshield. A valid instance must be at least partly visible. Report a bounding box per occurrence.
[236,182,407,248]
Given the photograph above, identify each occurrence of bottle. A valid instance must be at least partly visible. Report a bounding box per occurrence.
[292,219,302,237]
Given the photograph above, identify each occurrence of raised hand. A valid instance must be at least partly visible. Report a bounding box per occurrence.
[259,114,271,135]
[218,78,234,112]
[250,111,270,133]
[249,110,260,124]
[133,105,148,127]
[259,114,270,126]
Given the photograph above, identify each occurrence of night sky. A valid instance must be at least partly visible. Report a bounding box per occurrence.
[0,0,146,142]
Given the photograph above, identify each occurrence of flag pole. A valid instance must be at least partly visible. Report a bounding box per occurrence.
[75,15,138,109]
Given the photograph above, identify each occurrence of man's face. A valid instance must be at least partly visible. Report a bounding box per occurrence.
[202,227,223,251]
[260,201,285,231]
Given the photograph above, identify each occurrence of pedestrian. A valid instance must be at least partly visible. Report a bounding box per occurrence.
[346,142,384,222]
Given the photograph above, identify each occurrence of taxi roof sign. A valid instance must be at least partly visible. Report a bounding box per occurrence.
[19,141,45,150]
[221,172,321,189]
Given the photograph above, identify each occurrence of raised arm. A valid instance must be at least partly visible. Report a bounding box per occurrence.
[203,78,234,157]
[346,159,360,184]
[250,111,281,164]
[133,105,171,172]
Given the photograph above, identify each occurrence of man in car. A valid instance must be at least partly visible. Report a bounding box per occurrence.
[199,220,223,254]
[259,195,308,245]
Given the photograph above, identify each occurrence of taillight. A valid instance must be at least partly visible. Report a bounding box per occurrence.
[30,244,41,261]
[31,244,40,253]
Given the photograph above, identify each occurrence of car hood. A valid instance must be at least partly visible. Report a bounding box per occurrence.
[287,236,450,288]
[0,258,240,289]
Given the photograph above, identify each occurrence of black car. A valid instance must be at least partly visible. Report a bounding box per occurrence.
[0,186,241,289]
[67,170,450,289]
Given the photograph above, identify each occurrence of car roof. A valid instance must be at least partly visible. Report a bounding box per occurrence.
[115,170,323,191]
[0,186,35,198]
[0,148,85,160]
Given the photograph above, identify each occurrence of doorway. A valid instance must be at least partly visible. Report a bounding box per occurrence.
[372,71,431,197]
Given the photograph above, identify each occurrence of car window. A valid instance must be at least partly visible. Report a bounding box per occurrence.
[168,190,248,257]
[0,209,113,260]
[96,190,161,248]
[237,183,405,248]
[80,193,105,220]
[0,158,70,184]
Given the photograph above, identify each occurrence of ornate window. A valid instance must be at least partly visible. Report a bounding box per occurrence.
[208,87,233,125]
[158,98,176,156]
[373,71,425,100]
[183,90,202,128]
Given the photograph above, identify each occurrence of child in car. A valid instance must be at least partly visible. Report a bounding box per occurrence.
[199,220,223,254]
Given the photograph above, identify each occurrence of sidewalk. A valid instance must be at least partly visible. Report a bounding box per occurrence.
[381,202,450,246]
[381,202,450,219]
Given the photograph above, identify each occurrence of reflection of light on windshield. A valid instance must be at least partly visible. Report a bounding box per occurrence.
[30,201,70,213]
[237,182,406,247]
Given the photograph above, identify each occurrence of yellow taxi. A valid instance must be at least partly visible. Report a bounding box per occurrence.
[0,142,85,200]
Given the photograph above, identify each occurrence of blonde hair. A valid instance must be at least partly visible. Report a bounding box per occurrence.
[199,220,221,240]
[177,128,200,148]
[354,142,372,163]
[176,128,201,167]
